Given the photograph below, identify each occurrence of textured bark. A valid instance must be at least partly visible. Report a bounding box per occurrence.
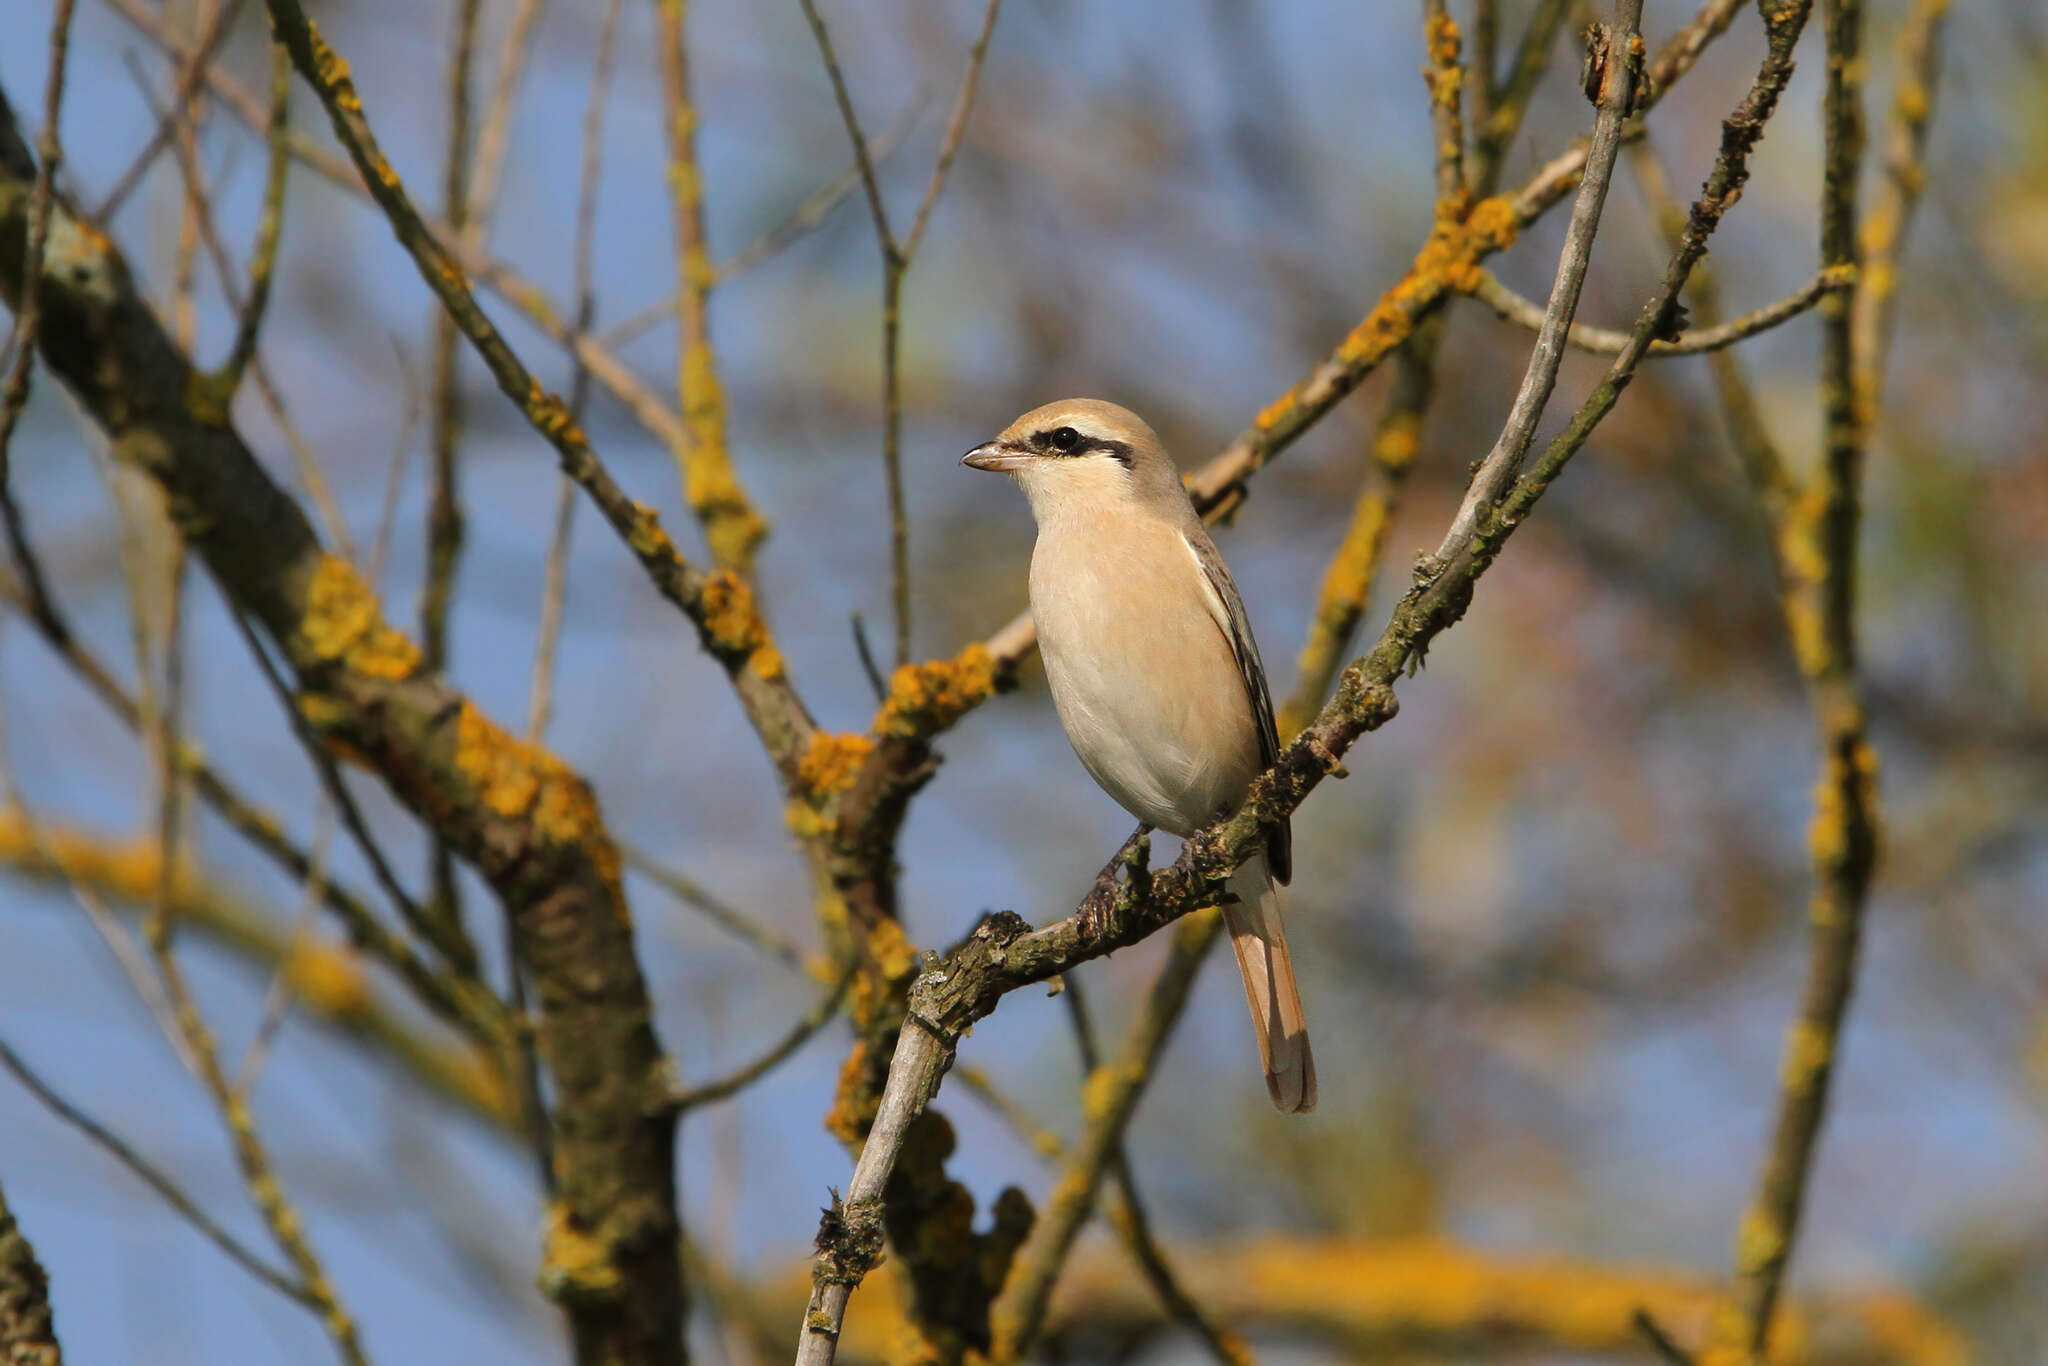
[0,1180,61,1366]
[0,92,683,1366]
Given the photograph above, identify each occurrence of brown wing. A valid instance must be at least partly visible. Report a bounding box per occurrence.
[1181,529,1292,885]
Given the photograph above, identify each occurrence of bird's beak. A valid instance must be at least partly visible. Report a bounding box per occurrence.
[961,441,1036,473]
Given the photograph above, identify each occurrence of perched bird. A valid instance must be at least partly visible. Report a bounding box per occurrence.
[963,399,1315,1113]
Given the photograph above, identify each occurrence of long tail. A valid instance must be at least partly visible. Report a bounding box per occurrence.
[1222,852,1316,1113]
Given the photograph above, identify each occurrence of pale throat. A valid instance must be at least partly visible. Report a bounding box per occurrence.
[1012,455,1144,529]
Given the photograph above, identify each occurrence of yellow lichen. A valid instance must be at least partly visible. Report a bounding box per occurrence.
[800,732,876,796]
[283,941,371,1018]
[625,501,677,561]
[452,701,624,896]
[1425,13,1462,67]
[864,917,917,986]
[873,644,997,738]
[785,798,834,841]
[539,1202,622,1299]
[297,555,422,681]
[698,570,769,655]
[1779,1018,1832,1094]
[1808,735,1878,881]
[1375,410,1422,471]
[1734,1208,1784,1276]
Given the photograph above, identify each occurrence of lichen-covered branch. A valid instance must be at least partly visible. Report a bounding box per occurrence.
[1721,0,1885,1353]
[0,1174,62,1366]
[655,0,768,574]
[0,85,682,1366]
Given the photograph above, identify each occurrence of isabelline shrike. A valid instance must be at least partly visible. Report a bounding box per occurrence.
[963,399,1314,1113]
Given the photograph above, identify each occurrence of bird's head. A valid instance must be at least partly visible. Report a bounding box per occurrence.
[961,399,1183,519]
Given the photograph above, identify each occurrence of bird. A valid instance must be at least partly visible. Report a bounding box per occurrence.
[962,399,1315,1113]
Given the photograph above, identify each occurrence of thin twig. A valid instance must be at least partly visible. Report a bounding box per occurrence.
[797,0,1004,664]
[421,0,482,688]
[168,0,211,358]
[1726,0,1879,1352]
[1467,0,1498,166]
[624,843,812,974]
[529,0,622,745]
[226,602,470,974]
[415,0,485,964]
[1633,1308,1700,1366]
[901,0,1003,261]
[669,962,853,1111]
[1467,264,1855,356]
[145,884,371,1365]
[0,576,501,1042]
[1474,0,1572,188]
[115,48,353,555]
[466,0,551,228]
[848,612,887,704]
[1432,0,1646,569]
[234,800,334,1093]
[1061,976,1253,1366]
[597,104,924,348]
[1850,0,1946,413]
[261,0,823,791]
[213,42,291,400]
[94,0,248,217]
[0,1034,313,1308]
[0,0,77,477]
[992,910,1220,1363]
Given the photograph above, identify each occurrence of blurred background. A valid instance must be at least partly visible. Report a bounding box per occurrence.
[1,0,2043,1361]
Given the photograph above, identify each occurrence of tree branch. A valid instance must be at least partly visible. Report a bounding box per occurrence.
[1467,263,1855,356]
[0,1172,62,1366]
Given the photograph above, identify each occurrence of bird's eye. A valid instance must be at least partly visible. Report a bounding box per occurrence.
[1049,426,1080,452]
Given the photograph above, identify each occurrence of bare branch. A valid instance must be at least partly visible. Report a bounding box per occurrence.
[669,962,853,1112]
[1466,263,1855,356]
[530,0,624,745]
[0,1033,313,1310]
[625,843,814,974]
[1432,0,1647,567]
[992,910,1220,1363]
